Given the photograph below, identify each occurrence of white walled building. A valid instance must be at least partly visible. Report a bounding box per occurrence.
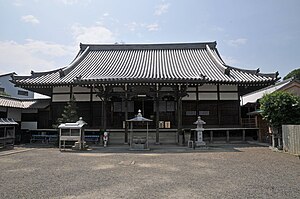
[0,73,34,99]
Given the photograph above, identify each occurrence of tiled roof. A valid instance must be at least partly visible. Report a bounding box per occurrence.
[0,96,49,109]
[0,118,18,125]
[13,42,279,86]
[241,78,300,105]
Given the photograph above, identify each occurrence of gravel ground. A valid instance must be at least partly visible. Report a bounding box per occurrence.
[0,144,299,199]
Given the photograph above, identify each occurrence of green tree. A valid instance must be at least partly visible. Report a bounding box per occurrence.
[260,91,300,128]
[283,68,300,80]
[0,91,10,97]
[53,95,78,128]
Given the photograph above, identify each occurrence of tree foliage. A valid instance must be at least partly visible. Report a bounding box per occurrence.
[0,91,10,97]
[283,68,300,80]
[53,95,78,128]
[260,91,300,128]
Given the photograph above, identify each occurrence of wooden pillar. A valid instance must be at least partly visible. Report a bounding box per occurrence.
[217,84,221,125]
[237,101,241,125]
[102,85,107,131]
[174,89,178,143]
[124,84,129,144]
[177,85,182,136]
[50,87,54,127]
[237,88,242,125]
[177,98,182,144]
[255,116,258,128]
[70,85,73,99]
[210,130,213,143]
[196,85,199,115]
[155,84,160,144]
[90,87,93,126]
[130,122,133,148]
[103,97,107,130]
[226,130,230,143]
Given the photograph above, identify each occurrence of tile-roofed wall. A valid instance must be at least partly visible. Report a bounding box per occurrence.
[0,96,49,109]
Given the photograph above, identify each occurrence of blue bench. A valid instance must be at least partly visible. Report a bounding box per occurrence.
[30,135,58,144]
[85,135,100,144]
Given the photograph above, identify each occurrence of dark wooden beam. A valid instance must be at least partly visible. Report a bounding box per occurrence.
[90,87,93,126]
[155,84,160,144]
[124,84,129,144]
[177,85,183,139]
[217,84,221,125]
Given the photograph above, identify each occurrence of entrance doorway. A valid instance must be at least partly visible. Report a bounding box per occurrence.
[134,100,154,119]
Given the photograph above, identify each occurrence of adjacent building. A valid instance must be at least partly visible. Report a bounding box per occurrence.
[0,95,50,130]
[0,72,34,99]
[241,78,300,142]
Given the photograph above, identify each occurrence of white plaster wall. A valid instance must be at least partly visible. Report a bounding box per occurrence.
[52,94,70,102]
[92,94,103,101]
[74,94,90,101]
[53,86,70,93]
[187,87,196,91]
[199,84,217,91]
[182,93,197,100]
[220,93,239,100]
[219,85,238,91]
[199,93,218,100]
[21,122,37,130]
[73,86,90,93]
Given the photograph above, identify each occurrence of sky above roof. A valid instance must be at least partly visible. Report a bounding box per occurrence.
[0,0,299,79]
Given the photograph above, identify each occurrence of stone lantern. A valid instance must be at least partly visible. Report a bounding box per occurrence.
[126,110,152,150]
[192,116,206,146]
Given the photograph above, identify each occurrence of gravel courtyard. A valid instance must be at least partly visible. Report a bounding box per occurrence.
[0,144,299,199]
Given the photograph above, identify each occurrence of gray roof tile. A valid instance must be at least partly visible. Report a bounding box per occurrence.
[0,118,18,125]
[0,96,49,109]
[13,42,279,86]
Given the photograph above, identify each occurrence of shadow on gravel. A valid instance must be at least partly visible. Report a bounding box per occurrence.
[14,143,269,154]
[59,145,244,154]
[0,147,14,152]
[15,144,56,149]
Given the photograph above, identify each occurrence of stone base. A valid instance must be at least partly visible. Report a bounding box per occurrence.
[131,143,147,150]
[72,141,89,150]
[195,141,206,146]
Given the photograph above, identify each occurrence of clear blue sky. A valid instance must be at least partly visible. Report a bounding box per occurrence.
[0,0,299,79]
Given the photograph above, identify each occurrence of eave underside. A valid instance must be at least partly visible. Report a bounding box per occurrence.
[16,79,278,97]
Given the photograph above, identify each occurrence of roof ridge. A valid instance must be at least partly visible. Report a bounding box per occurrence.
[12,68,63,81]
[0,72,16,78]
[226,65,259,74]
[80,41,217,51]
[30,68,64,77]
[205,45,230,75]
[225,64,279,79]
[60,46,90,77]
